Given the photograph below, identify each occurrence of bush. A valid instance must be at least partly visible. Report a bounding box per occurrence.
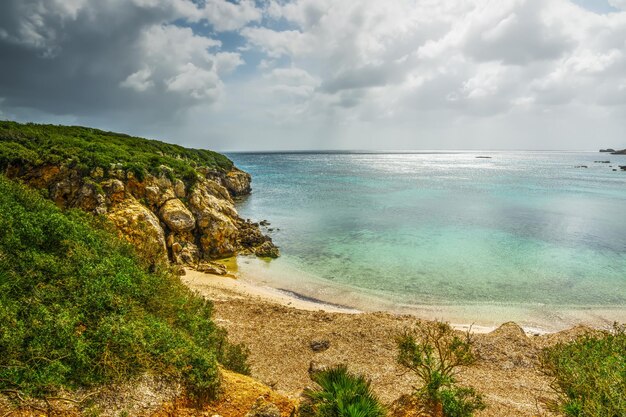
[541,323,626,417]
[0,176,247,403]
[0,121,233,184]
[301,365,386,417]
[396,321,485,417]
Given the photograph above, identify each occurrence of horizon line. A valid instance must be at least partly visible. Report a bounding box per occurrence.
[222,149,618,154]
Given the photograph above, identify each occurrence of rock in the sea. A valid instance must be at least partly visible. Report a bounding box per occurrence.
[245,397,281,417]
[254,241,280,258]
[599,148,615,152]
[159,198,195,232]
[620,165,626,171]
[310,340,330,352]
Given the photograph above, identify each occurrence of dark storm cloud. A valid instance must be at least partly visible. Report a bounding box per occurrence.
[0,0,242,122]
[1,2,158,115]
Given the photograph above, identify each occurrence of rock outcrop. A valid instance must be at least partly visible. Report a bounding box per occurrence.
[4,163,278,267]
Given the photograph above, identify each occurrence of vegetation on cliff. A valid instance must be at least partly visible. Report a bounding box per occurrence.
[0,121,278,265]
[541,323,626,417]
[0,175,248,404]
[0,121,232,182]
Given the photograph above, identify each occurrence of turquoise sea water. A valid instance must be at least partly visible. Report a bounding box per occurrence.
[227,152,626,325]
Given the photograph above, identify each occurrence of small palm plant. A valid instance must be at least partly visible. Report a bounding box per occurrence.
[396,321,485,417]
[302,365,386,417]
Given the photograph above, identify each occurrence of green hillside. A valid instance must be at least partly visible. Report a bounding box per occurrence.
[0,121,233,182]
[0,175,247,401]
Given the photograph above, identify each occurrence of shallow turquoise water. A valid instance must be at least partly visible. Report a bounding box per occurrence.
[228,152,626,309]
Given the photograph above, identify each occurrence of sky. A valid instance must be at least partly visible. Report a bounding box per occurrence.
[0,0,625,151]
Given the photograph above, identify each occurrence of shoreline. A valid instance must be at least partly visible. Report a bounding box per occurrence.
[195,257,626,334]
[182,267,625,335]
[181,268,607,416]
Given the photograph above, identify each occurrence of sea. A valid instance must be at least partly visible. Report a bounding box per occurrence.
[226,151,626,331]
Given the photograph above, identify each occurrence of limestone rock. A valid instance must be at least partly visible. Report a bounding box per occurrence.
[102,179,126,203]
[245,397,281,417]
[254,241,280,258]
[310,340,330,352]
[159,198,195,232]
[4,161,278,265]
[174,179,186,198]
[196,261,228,275]
[106,197,168,266]
[224,167,252,197]
[188,182,240,258]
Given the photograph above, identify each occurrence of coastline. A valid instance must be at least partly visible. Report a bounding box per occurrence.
[182,268,605,416]
[201,256,626,334]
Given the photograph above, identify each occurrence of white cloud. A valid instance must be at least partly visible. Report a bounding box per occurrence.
[119,24,239,103]
[166,63,221,99]
[120,68,154,92]
[2,0,626,150]
[242,0,626,126]
[199,0,262,31]
[609,0,626,10]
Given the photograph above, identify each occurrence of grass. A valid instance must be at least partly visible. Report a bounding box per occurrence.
[0,175,247,404]
[0,121,233,184]
[541,323,626,417]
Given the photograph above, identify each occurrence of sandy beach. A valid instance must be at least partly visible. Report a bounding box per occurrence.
[182,268,606,417]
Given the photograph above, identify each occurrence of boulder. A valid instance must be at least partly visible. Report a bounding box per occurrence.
[159,198,195,232]
[254,241,280,258]
[174,179,186,198]
[224,167,252,197]
[188,182,241,258]
[196,261,228,275]
[106,197,168,266]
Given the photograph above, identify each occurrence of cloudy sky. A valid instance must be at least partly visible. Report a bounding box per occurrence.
[0,0,625,151]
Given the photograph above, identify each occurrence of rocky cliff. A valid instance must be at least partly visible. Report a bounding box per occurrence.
[0,122,278,269]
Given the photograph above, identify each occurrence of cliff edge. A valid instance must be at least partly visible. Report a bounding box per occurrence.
[0,121,278,268]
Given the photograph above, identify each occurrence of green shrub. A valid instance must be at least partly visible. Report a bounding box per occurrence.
[0,176,247,402]
[301,365,385,417]
[396,322,485,417]
[541,323,626,417]
[0,121,233,183]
